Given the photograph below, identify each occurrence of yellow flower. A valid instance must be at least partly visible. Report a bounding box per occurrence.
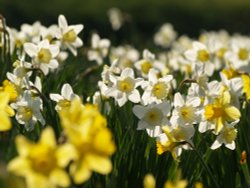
[156,125,194,160]
[0,80,18,102]
[164,180,187,188]
[7,127,70,188]
[59,98,116,184]
[0,91,14,131]
[242,74,250,100]
[204,91,241,134]
[143,173,156,188]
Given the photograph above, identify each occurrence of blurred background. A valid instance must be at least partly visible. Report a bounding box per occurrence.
[1,0,250,45]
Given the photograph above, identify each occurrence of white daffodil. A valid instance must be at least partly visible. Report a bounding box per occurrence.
[87,33,111,65]
[185,41,215,76]
[141,69,173,105]
[170,92,201,126]
[135,49,164,78]
[24,39,60,75]
[220,72,242,108]
[153,23,177,48]
[56,14,84,56]
[11,91,45,131]
[210,121,238,150]
[110,45,139,69]
[107,7,124,30]
[50,83,79,111]
[225,36,250,72]
[40,24,59,42]
[20,21,44,43]
[133,102,171,137]
[156,124,195,160]
[105,67,143,107]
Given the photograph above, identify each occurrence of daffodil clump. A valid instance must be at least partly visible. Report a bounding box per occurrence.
[1,10,250,188]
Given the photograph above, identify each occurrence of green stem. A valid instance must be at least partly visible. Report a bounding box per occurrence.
[191,145,220,188]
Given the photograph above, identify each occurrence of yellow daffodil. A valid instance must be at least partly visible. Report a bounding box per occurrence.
[7,127,70,188]
[204,91,241,134]
[0,91,15,131]
[242,74,250,100]
[59,98,116,184]
[143,173,156,188]
[0,80,18,102]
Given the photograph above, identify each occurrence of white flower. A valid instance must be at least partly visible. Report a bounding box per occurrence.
[153,23,177,48]
[170,92,201,126]
[220,72,242,107]
[225,36,250,72]
[141,69,173,105]
[211,121,238,150]
[110,45,139,69]
[185,41,215,76]
[56,14,84,56]
[107,7,124,30]
[133,102,171,137]
[135,49,163,78]
[50,83,79,111]
[20,21,44,43]
[156,124,195,159]
[87,33,111,65]
[11,91,45,131]
[105,67,143,107]
[24,39,60,75]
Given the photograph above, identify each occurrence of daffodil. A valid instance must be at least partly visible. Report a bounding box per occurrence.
[0,91,15,131]
[200,90,241,134]
[87,33,111,65]
[7,127,70,188]
[105,67,143,107]
[242,74,250,100]
[153,23,177,48]
[0,79,18,102]
[24,39,60,75]
[59,98,116,184]
[170,92,201,126]
[110,45,139,69]
[11,91,45,131]
[133,102,171,137]
[56,14,84,56]
[141,69,173,105]
[225,37,250,72]
[50,83,79,111]
[156,125,194,160]
[211,121,238,150]
[185,41,215,76]
[135,49,163,78]
[143,173,156,188]
[107,7,124,30]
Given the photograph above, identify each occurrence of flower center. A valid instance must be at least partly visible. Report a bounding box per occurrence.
[216,47,227,59]
[140,61,152,74]
[18,106,33,122]
[58,99,71,109]
[117,78,134,93]
[29,145,56,175]
[144,108,163,125]
[63,29,77,43]
[222,127,237,143]
[38,48,52,64]
[204,104,225,121]
[180,106,195,123]
[197,49,210,62]
[152,82,169,99]
[238,48,249,61]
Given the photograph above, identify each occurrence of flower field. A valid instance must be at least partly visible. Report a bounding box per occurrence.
[0,12,250,188]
